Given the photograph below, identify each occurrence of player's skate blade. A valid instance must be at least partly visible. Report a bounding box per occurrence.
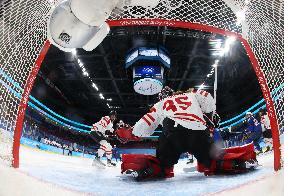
[245,160,258,169]
[107,159,116,167]
[92,159,106,169]
[124,168,154,181]
[123,169,139,178]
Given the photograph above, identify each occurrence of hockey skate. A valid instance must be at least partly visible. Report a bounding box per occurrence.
[186,158,194,164]
[92,156,106,169]
[123,168,150,180]
[244,159,259,169]
[107,159,116,167]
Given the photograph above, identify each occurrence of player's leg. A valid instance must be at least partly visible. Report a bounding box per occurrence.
[188,130,224,168]
[103,141,116,167]
[250,131,262,152]
[92,141,107,167]
[157,131,184,169]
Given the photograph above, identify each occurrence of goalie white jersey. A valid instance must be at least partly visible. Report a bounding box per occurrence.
[133,90,216,137]
[91,116,114,136]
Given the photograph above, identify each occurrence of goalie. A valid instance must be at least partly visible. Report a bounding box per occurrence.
[117,87,258,180]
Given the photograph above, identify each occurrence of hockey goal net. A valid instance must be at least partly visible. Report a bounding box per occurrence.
[0,0,283,170]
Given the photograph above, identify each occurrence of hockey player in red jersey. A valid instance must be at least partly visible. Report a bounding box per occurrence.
[90,110,117,167]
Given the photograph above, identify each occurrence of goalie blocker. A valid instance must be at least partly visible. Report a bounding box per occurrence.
[115,126,140,143]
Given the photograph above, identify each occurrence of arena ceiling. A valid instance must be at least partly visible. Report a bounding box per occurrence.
[31,26,262,126]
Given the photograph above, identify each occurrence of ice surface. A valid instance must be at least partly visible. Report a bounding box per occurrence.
[16,146,281,196]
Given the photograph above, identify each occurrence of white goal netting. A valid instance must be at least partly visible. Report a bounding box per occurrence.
[0,0,283,168]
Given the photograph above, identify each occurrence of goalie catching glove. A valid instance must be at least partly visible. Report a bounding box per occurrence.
[115,125,140,144]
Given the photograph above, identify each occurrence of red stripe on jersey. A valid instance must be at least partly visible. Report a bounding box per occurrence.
[149,107,157,113]
[174,117,206,125]
[103,117,111,124]
[199,90,208,97]
[204,91,208,97]
[142,116,151,126]
[174,117,196,122]
[146,113,155,122]
[100,145,108,149]
[174,113,206,124]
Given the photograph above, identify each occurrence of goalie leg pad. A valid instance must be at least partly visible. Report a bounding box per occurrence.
[197,143,257,175]
[121,154,174,179]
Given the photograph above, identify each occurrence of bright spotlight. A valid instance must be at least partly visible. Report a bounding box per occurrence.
[83,71,89,76]
[226,36,236,46]
[219,36,236,56]
[99,93,105,100]
[92,83,99,91]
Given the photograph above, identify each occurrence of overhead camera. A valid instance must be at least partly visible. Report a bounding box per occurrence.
[125,46,171,95]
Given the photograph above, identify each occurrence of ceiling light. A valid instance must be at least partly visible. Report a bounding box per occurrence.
[92,83,99,91]
[212,64,218,68]
[106,98,112,101]
[225,36,236,46]
[99,93,105,99]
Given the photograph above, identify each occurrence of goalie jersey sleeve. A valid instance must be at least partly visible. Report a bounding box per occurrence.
[91,116,114,136]
[133,104,163,137]
[195,90,216,113]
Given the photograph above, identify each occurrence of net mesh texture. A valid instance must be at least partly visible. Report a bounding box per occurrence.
[0,0,283,167]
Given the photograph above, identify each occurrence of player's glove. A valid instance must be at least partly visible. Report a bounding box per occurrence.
[212,113,221,128]
[115,125,140,144]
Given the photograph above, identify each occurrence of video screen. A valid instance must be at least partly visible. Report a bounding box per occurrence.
[134,65,161,77]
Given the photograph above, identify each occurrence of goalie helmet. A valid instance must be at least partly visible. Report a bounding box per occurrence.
[246,112,253,116]
[158,86,174,100]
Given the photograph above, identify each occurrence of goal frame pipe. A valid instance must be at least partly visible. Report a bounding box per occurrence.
[108,19,281,171]
[12,40,51,168]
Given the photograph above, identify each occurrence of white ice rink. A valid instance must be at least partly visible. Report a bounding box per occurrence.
[0,145,283,196]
